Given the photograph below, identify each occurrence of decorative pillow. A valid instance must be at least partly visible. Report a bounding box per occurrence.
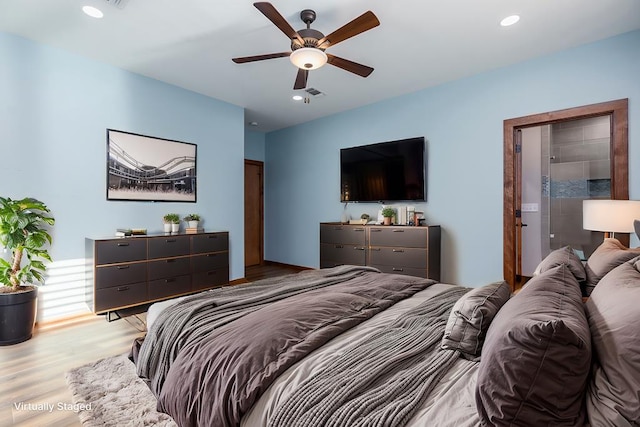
[584,238,640,295]
[475,264,591,426]
[585,256,640,426]
[533,245,586,282]
[441,281,511,358]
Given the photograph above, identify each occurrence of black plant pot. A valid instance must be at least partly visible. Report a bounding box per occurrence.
[0,287,38,346]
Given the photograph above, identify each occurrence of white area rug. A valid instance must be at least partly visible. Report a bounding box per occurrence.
[65,355,177,427]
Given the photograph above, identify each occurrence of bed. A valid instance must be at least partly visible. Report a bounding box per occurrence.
[132,239,640,427]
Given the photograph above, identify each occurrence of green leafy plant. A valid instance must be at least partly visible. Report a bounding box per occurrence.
[163,213,180,224]
[0,197,55,291]
[183,214,201,222]
[381,207,395,218]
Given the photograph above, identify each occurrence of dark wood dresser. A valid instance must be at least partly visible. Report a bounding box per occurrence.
[85,231,229,315]
[320,223,440,281]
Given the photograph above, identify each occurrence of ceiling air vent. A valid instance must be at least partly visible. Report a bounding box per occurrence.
[305,87,325,97]
[102,0,130,9]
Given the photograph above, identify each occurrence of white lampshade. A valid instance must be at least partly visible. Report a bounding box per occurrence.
[583,199,640,233]
[290,47,327,70]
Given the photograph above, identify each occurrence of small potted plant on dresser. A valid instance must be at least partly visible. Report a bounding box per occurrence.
[183,214,201,230]
[163,213,180,233]
[381,207,395,226]
[0,197,55,345]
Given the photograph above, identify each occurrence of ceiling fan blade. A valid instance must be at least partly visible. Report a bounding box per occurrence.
[232,52,291,64]
[326,54,374,77]
[293,69,308,90]
[317,11,380,48]
[253,2,305,46]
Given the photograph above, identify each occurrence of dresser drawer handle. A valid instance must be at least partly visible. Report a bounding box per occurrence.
[208,235,218,239]
[206,253,218,258]
[116,265,130,270]
[393,229,405,233]
[117,243,130,247]
[354,247,365,251]
[165,278,176,283]
[392,268,404,272]
[354,228,364,232]
[334,245,344,249]
[116,286,130,292]
[392,249,405,253]
[165,239,177,243]
[371,248,381,251]
[371,229,381,232]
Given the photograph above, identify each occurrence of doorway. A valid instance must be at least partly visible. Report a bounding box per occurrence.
[503,99,628,290]
[245,160,264,267]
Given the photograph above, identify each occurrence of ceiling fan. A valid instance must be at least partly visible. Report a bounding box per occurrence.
[232,2,380,90]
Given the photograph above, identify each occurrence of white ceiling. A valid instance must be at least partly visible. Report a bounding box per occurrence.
[2,0,640,132]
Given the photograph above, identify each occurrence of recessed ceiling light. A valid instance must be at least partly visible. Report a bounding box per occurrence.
[82,6,104,18]
[292,95,304,101]
[500,15,520,27]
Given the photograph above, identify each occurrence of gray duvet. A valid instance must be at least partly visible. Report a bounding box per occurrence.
[136,266,436,427]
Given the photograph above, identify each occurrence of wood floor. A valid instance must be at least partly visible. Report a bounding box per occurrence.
[0,263,302,427]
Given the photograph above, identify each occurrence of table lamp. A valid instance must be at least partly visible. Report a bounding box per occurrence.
[583,199,640,239]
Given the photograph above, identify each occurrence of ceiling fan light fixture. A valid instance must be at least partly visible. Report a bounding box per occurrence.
[290,48,327,70]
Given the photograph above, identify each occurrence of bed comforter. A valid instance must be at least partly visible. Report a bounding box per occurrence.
[136,266,442,427]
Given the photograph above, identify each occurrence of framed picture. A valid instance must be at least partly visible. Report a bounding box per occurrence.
[106,129,197,202]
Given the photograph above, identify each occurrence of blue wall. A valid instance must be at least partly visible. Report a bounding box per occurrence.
[245,130,266,162]
[0,32,245,281]
[264,30,640,286]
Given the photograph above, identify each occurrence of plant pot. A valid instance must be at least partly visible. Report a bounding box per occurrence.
[171,223,180,233]
[0,286,38,346]
[187,220,199,229]
[383,217,392,226]
[163,223,171,233]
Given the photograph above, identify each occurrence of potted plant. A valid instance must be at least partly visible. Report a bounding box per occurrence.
[183,214,201,229]
[163,213,180,233]
[381,207,395,226]
[0,197,54,345]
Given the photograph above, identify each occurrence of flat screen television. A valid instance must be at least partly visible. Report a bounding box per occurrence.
[340,137,426,202]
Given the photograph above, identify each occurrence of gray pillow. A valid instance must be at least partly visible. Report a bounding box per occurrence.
[585,256,640,426]
[584,238,640,295]
[475,264,591,426]
[533,245,586,282]
[441,281,511,358]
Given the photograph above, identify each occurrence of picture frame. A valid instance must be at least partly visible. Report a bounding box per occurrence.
[106,129,197,202]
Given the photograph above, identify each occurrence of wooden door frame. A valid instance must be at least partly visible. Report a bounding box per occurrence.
[503,99,629,291]
[245,159,264,266]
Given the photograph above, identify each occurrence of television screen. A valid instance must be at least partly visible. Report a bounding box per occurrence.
[340,137,426,202]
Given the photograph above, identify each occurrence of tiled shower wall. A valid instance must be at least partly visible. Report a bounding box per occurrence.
[548,115,610,258]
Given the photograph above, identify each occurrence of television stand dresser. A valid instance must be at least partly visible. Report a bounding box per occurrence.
[85,231,229,317]
[320,223,440,281]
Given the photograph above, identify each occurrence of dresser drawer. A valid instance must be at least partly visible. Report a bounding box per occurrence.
[320,224,367,245]
[369,227,428,248]
[191,252,229,273]
[94,281,147,312]
[148,236,190,259]
[192,267,229,291]
[95,262,147,289]
[149,274,191,300]
[148,257,191,281]
[95,239,147,265]
[191,233,228,254]
[371,264,428,279]
[368,247,428,269]
[320,243,367,266]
